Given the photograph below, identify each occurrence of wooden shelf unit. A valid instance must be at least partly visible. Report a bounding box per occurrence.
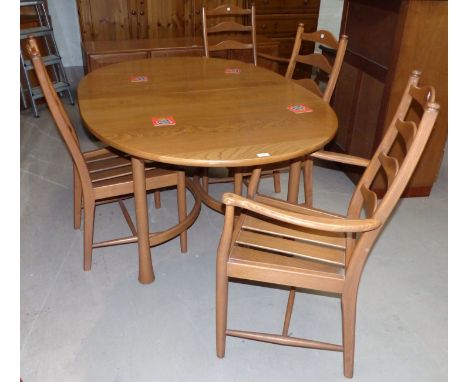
[330,0,447,197]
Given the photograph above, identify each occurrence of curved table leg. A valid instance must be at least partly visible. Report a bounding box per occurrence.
[131,157,156,284]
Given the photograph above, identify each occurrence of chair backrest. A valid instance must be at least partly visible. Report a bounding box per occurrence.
[202,3,257,66]
[344,70,439,289]
[285,24,348,103]
[25,37,93,198]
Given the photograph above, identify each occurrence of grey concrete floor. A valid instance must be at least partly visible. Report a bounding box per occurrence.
[21,100,447,381]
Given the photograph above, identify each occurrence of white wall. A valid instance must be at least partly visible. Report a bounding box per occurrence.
[317,0,344,37]
[47,0,83,67]
[45,0,344,68]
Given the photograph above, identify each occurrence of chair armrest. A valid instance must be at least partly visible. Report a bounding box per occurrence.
[222,193,380,233]
[257,52,290,64]
[311,150,370,167]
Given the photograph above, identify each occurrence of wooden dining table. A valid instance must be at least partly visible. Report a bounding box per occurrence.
[77,56,338,284]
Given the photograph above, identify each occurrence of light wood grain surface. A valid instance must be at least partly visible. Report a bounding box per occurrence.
[77,57,337,167]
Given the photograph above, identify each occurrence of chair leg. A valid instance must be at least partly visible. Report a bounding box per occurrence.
[154,191,161,209]
[202,168,209,192]
[303,157,313,208]
[282,287,296,335]
[341,293,358,378]
[83,201,95,271]
[216,267,229,358]
[272,170,281,193]
[73,168,82,229]
[177,172,188,253]
[234,170,243,196]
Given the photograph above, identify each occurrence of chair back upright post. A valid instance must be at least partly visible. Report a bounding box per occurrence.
[285,25,348,102]
[344,70,438,279]
[25,37,94,202]
[202,3,257,66]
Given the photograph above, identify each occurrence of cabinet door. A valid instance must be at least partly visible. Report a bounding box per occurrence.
[128,0,148,39]
[77,0,134,41]
[146,0,193,38]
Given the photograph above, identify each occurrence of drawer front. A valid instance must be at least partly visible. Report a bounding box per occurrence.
[255,0,320,14]
[150,48,204,58]
[256,14,319,38]
[88,52,148,71]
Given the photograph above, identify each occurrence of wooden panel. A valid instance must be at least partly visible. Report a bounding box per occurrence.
[257,14,318,38]
[343,0,401,67]
[85,0,132,41]
[348,73,385,158]
[255,0,320,14]
[333,62,359,151]
[384,0,448,191]
[88,52,148,72]
[146,0,191,39]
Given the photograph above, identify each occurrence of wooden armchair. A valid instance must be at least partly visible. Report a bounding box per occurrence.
[215,71,439,377]
[26,37,190,273]
[202,3,257,66]
[258,23,348,194]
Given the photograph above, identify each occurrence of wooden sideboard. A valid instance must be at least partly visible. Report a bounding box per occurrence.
[76,1,320,69]
[82,35,280,73]
[330,0,447,197]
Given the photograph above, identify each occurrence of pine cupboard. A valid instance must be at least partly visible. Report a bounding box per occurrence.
[330,0,447,196]
[75,0,321,58]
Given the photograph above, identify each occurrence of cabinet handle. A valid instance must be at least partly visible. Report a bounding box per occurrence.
[131,10,136,15]
[139,10,144,15]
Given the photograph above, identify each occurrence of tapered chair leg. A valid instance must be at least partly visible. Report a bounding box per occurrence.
[73,167,82,229]
[216,271,229,358]
[282,287,296,335]
[303,157,313,208]
[234,170,243,196]
[202,168,209,192]
[177,172,188,253]
[341,293,358,378]
[154,191,161,209]
[272,170,281,193]
[83,201,95,271]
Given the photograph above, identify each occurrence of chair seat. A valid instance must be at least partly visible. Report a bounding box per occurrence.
[84,148,179,199]
[227,196,347,293]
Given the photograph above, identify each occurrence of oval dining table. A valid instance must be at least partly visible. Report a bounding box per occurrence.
[77,56,338,284]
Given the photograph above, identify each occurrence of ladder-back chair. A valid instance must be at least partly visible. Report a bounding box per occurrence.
[26,37,189,272]
[202,3,257,66]
[215,71,439,378]
[259,23,348,193]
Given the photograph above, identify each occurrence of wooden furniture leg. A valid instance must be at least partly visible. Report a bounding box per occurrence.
[287,159,302,203]
[342,292,358,378]
[282,286,296,335]
[131,157,155,284]
[73,166,82,229]
[83,200,95,271]
[177,172,188,253]
[283,159,302,326]
[303,157,313,207]
[247,168,262,198]
[154,191,161,209]
[234,170,243,196]
[272,170,281,193]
